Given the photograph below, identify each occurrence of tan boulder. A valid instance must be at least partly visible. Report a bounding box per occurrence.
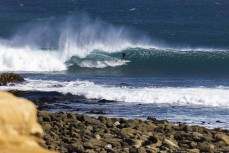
[215,133,229,145]
[0,91,55,153]
[163,138,179,150]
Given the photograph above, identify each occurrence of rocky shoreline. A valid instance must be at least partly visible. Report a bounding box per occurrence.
[38,111,229,153]
[1,73,229,153]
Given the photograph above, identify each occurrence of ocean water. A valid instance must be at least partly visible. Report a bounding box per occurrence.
[1,0,229,129]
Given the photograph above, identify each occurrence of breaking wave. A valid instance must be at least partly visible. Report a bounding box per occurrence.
[0,15,229,76]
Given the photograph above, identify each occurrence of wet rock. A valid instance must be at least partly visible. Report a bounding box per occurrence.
[98,99,116,103]
[88,110,107,114]
[0,73,24,86]
[146,117,157,122]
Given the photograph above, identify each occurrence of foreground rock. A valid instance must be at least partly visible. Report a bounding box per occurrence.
[0,91,55,153]
[0,73,24,86]
[37,111,229,153]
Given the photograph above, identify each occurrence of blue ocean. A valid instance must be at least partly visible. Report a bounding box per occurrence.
[1,0,229,129]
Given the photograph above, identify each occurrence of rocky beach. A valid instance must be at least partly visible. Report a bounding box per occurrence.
[1,73,229,153]
[38,111,229,153]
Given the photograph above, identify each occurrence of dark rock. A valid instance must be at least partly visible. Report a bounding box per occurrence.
[119,83,130,87]
[0,73,24,86]
[137,147,146,153]
[83,142,94,149]
[80,115,106,128]
[87,139,106,148]
[216,120,224,123]
[125,139,143,148]
[105,147,119,153]
[146,117,157,122]
[129,147,137,153]
[98,99,116,103]
[103,138,122,149]
[88,110,107,115]
[68,143,85,153]
[38,111,52,122]
[67,113,76,119]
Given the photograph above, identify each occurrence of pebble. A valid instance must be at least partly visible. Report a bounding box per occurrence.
[36,111,229,153]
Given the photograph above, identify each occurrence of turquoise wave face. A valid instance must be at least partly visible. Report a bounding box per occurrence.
[66,48,229,77]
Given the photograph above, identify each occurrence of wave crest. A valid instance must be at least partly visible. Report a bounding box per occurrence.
[0,15,153,72]
[0,15,228,74]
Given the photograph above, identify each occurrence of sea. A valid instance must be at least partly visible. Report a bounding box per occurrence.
[0,0,229,129]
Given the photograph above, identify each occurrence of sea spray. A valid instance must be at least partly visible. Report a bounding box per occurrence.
[0,45,66,71]
[0,15,154,72]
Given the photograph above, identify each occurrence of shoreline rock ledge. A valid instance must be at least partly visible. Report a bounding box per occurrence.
[0,91,55,153]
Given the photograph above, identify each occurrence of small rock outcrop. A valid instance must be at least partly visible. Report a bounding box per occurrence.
[0,73,24,86]
[0,91,55,153]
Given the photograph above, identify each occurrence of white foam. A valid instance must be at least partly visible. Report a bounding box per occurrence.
[129,8,137,11]
[1,79,229,107]
[76,59,130,68]
[0,45,66,72]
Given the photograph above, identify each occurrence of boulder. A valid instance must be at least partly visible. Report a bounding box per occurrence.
[103,138,122,149]
[68,143,85,153]
[0,73,24,86]
[187,149,200,153]
[144,135,162,147]
[215,133,229,145]
[163,138,179,150]
[0,91,55,153]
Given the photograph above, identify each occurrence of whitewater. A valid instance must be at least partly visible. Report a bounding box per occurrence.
[1,76,229,129]
[1,78,229,107]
